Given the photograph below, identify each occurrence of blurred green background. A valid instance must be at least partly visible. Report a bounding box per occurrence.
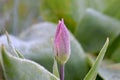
[0,0,120,80]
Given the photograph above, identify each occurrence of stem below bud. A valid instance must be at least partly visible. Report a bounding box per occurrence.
[60,64,65,80]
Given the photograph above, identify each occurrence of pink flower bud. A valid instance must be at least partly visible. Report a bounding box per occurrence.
[54,19,70,64]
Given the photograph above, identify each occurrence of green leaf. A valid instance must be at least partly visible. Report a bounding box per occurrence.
[40,0,108,33]
[0,45,59,80]
[84,38,109,80]
[5,31,24,58]
[15,49,25,59]
[0,64,4,80]
[106,35,120,62]
[53,58,59,78]
[40,0,86,33]
[75,9,120,53]
[103,0,120,20]
[86,49,120,80]
[0,22,89,80]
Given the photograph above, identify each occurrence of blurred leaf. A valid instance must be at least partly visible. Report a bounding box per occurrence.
[99,64,120,80]
[5,0,41,35]
[40,0,110,33]
[0,45,59,80]
[40,0,86,33]
[0,22,89,80]
[15,49,25,59]
[103,0,120,20]
[53,58,59,78]
[0,64,4,80]
[84,38,109,80]
[0,1,5,34]
[5,31,24,59]
[107,35,120,62]
[85,0,105,12]
[87,54,114,68]
[66,34,89,80]
[75,9,120,53]
[4,0,14,10]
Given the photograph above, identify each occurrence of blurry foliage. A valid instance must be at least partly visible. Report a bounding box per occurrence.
[0,45,59,80]
[1,0,41,35]
[40,0,86,32]
[75,9,120,53]
[0,0,120,80]
[0,23,89,80]
[84,38,109,80]
[40,0,120,54]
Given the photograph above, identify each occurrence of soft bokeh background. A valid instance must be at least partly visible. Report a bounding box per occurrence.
[0,0,120,80]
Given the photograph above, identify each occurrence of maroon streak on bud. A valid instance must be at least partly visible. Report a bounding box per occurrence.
[54,19,70,64]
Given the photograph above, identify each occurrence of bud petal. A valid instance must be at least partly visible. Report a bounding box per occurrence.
[54,19,70,64]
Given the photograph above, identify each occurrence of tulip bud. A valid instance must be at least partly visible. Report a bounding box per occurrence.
[54,19,70,65]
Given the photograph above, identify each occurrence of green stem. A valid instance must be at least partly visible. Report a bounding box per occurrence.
[60,64,65,80]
